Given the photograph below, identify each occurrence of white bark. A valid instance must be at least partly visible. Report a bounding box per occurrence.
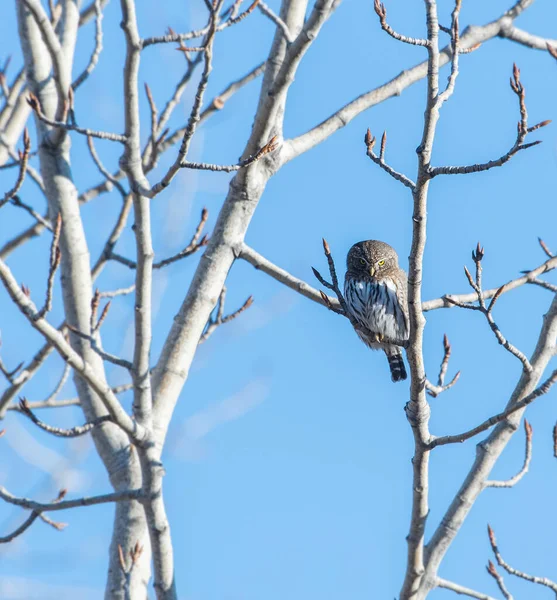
[2,0,556,598]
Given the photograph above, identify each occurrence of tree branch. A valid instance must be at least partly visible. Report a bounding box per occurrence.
[425,334,461,398]
[484,420,532,488]
[488,525,557,593]
[0,486,143,513]
[0,257,141,440]
[429,65,549,177]
[283,0,544,162]
[436,577,498,600]
[428,372,557,449]
[18,397,113,437]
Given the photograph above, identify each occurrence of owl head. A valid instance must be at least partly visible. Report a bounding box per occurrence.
[346,240,400,279]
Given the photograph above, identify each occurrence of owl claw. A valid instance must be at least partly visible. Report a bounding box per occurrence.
[375,333,384,343]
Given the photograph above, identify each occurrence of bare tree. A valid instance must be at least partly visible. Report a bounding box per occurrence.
[0,0,556,598]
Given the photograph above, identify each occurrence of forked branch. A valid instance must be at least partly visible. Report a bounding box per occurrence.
[430,65,550,177]
[488,525,557,594]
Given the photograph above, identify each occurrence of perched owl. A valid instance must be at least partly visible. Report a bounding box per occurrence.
[344,240,409,382]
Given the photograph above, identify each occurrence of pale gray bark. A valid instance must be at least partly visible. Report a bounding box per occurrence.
[2,0,556,598]
[14,1,150,597]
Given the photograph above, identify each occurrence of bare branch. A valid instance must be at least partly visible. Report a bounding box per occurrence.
[8,195,52,230]
[27,93,127,143]
[36,213,62,319]
[239,243,338,310]
[1,128,31,209]
[257,1,293,42]
[538,237,554,258]
[488,525,557,593]
[0,258,141,439]
[161,61,266,154]
[284,5,548,162]
[18,397,112,437]
[0,486,143,513]
[0,326,61,417]
[430,65,549,177]
[91,195,133,280]
[109,208,210,270]
[436,577,498,600]
[147,7,220,196]
[446,246,533,371]
[0,511,40,544]
[437,0,462,105]
[86,136,128,197]
[7,383,132,412]
[424,254,557,311]
[373,0,429,46]
[364,129,416,190]
[199,286,254,343]
[486,561,514,600]
[428,370,557,449]
[72,0,104,89]
[99,285,136,299]
[21,0,70,121]
[42,362,71,404]
[484,420,532,488]
[426,334,461,398]
[67,325,133,370]
[181,136,279,172]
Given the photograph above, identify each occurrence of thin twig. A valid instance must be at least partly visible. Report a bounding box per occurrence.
[1,128,31,209]
[446,245,533,372]
[257,1,293,42]
[428,370,557,449]
[430,65,550,177]
[72,0,104,89]
[199,286,254,343]
[27,93,127,143]
[364,129,416,190]
[484,420,532,488]
[18,397,113,437]
[66,325,133,370]
[181,136,279,172]
[0,486,143,513]
[0,511,40,543]
[36,214,62,319]
[488,525,557,593]
[374,0,429,46]
[110,209,210,270]
[486,561,514,600]
[43,362,71,404]
[437,0,462,105]
[147,4,221,197]
[436,577,498,600]
[9,196,53,231]
[426,334,461,397]
[86,136,128,197]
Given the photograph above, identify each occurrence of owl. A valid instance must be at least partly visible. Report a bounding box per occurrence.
[344,240,409,382]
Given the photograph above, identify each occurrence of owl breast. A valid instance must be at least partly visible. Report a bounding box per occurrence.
[344,278,408,348]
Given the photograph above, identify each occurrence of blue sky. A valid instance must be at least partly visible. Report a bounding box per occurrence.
[1,0,557,598]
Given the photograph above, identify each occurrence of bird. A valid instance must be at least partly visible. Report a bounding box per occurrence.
[344,240,409,382]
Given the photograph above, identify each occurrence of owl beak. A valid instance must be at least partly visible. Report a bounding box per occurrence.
[369,266,376,277]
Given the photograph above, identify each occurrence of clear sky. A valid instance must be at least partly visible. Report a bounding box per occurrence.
[1,0,557,598]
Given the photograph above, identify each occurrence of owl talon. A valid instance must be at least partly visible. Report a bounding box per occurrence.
[375,333,384,343]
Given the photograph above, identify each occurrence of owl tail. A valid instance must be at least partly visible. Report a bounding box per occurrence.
[385,348,407,382]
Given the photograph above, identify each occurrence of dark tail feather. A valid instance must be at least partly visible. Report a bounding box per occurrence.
[386,351,407,382]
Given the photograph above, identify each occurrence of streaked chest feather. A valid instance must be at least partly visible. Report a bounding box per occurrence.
[344,278,408,342]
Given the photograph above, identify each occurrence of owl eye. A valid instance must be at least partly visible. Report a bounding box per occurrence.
[359,258,366,266]
[378,259,385,267]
